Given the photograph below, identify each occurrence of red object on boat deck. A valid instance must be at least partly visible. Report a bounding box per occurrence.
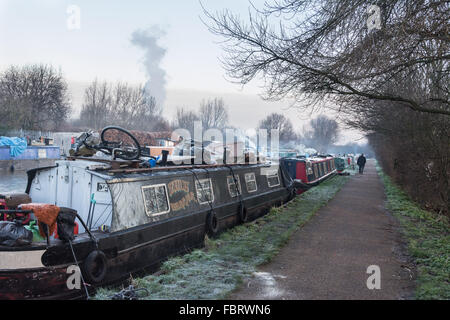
[0,199,7,220]
[0,200,31,224]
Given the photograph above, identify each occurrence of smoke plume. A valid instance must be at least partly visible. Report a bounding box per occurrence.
[131,26,167,107]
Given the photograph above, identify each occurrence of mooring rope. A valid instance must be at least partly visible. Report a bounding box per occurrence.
[184,167,214,211]
[68,240,90,300]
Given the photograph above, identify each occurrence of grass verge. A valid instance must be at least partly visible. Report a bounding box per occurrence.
[376,164,450,300]
[95,174,350,300]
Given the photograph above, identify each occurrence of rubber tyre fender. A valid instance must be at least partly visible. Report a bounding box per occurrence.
[100,126,141,160]
[82,250,108,284]
[206,211,219,236]
[238,204,248,223]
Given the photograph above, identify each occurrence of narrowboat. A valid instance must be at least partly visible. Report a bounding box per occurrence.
[334,157,346,173]
[0,153,295,299]
[280,155,336,194]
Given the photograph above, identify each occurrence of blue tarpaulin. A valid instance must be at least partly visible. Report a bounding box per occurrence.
[0,137,28,158]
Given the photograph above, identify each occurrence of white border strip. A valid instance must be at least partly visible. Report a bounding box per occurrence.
[0,250,46,270]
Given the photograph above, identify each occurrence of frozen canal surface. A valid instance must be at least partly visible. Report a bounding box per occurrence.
[0,171,28,193]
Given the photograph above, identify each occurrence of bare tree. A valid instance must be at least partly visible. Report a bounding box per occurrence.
[204,1,450,215]
[0,95,32,132]
[79,80,111,130]
[199,97,229,129]
[346,69,450,215]
[0,64,71,130]
[78,80,166,131]
[303,115,339,153]
[258,112,296,142]
[172,107,200,135]
[203,0,449,116]
[109,82,163,130]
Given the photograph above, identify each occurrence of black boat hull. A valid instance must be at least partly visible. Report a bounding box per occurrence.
[0,179,290,299]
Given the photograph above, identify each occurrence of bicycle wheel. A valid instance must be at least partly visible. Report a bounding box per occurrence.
[100,126,141,160]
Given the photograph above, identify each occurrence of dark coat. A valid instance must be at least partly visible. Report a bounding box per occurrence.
[357,155,366,166]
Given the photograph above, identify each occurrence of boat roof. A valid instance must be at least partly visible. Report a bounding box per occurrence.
[282,155,334,162]
[48,158,276,182]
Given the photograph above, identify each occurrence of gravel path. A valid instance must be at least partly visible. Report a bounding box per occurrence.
[230,160,415,300]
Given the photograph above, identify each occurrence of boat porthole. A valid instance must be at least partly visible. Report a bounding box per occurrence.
[206,211,219,236]
[82,250,107,284]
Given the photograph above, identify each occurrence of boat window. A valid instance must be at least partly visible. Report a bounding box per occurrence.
[244,172,258,193]
[267,172,280,187]
[306,162,313,175]
[313,164,318,178]
[141,184,170,216]
[227,175,242,197]
[195,178,214,204]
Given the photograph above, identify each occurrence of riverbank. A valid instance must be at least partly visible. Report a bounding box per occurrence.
[229,160,415,300]
[95,173,350,300]
[376,164,450,300]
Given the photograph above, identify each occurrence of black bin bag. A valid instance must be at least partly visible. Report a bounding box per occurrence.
[0,220,33,247]
[57,207,77,242]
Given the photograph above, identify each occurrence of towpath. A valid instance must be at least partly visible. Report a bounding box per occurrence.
[230,160,415,300]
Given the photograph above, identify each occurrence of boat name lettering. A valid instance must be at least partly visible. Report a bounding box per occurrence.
[168,179,190,197]
[171,192,195,211]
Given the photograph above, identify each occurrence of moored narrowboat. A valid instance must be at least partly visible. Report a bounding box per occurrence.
[280,155,337,194]
[0,151,295,299]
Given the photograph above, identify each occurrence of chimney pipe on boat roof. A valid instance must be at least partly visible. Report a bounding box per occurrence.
[161,150,169,166]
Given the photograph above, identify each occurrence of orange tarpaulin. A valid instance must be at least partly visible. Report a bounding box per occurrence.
[19,203,60,238]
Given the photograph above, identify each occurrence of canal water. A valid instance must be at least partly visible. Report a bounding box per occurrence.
[0,171,28,193]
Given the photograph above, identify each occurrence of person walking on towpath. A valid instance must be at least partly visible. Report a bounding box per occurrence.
[357,154,367,174]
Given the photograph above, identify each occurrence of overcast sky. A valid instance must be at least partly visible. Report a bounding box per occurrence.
[0,0,365,144]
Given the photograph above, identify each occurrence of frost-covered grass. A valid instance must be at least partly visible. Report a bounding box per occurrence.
[376,163,450,300]
[95,174,349,300]
[344,165,358,175]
